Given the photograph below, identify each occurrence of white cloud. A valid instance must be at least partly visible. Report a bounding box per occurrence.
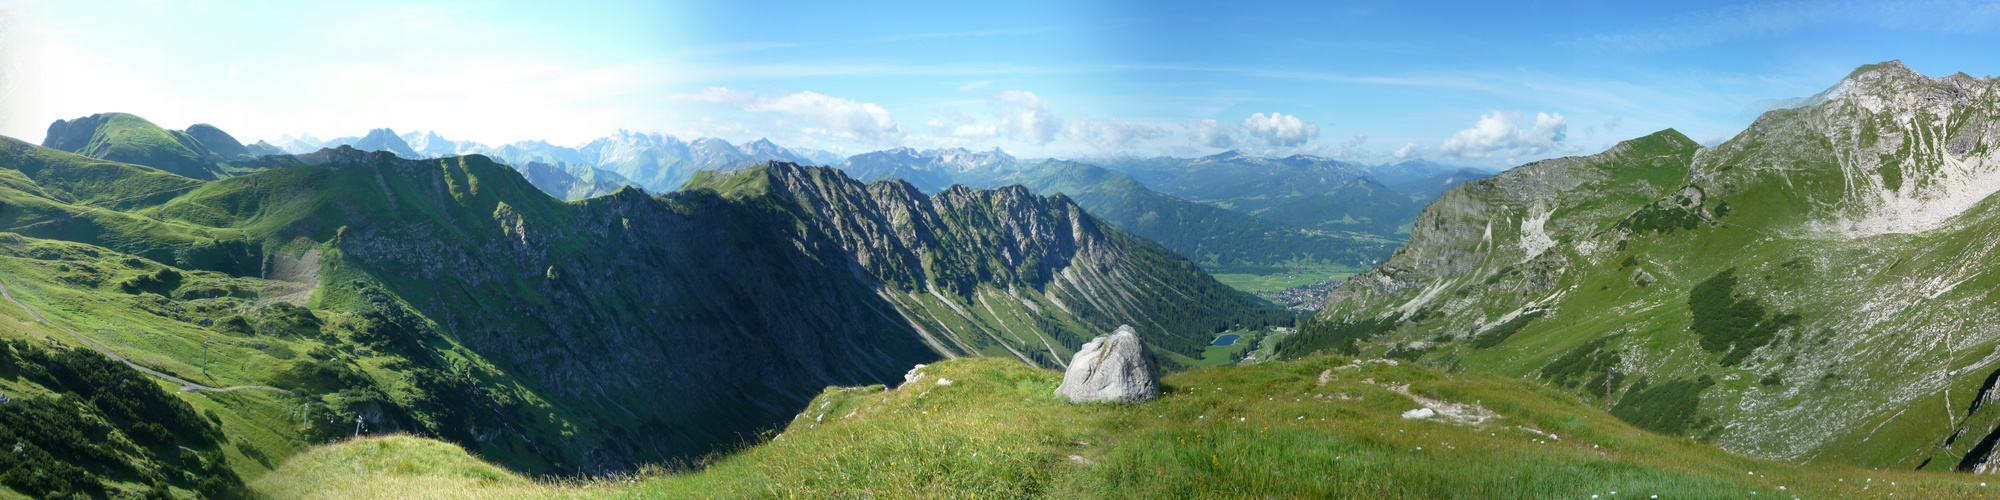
[1337,133,1369,159]
[992,90,1062,145]
[952,124,998,138]
[935,108,975,123]
[1241,112,1319,147]
[1065,117,1167,149]
[1395,142,1424,159]
[905,134,975,148]
[670,86,755,104]
[671,87,903,144]
[1437,110,1567,159]
[1194,119,1235,148]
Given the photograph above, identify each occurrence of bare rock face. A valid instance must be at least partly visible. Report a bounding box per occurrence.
[1053,325,1160,403]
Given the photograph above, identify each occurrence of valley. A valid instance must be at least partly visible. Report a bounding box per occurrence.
[0,118,1302,495]
[2,4,1995,493]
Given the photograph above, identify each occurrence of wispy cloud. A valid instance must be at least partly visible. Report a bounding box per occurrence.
[674,87,904,144]
[1576,0,2000,52]
[870,26,1060,43]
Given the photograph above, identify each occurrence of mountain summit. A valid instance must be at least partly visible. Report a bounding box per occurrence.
[1286,61,2000,470]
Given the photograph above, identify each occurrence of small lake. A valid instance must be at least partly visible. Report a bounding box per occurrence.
[1212,334,1242,346]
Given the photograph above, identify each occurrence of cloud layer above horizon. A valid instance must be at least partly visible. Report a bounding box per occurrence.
[2,0,1998,166]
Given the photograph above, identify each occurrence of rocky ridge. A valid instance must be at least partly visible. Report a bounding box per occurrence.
[118,150,1279,474]
[1290,61,2000,471]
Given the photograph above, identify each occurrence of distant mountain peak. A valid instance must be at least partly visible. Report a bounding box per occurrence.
[354,128,419,158]
[1199,149,1253,161]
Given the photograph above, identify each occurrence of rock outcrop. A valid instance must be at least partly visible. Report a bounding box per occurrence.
[1053,325,1161,403]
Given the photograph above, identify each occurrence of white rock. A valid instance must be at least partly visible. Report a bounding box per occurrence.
[1053,325,1161,403]
[1402,408,1437,419]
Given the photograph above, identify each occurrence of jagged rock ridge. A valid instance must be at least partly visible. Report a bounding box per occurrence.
[1288,61,2000,471]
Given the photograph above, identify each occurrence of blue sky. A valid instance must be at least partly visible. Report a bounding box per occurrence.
[2,0,1997,166]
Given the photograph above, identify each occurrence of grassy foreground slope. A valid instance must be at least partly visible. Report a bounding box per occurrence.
[255,356,1996,499]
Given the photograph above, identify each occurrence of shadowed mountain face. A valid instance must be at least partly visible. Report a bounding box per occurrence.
[513,161,636,201]
[1288,61,2000,471]
[1,133,1285,476]
[183,123,251,160]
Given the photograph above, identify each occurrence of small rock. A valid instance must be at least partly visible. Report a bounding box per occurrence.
[1402,408,1436,419]
[1053,325,1161,403]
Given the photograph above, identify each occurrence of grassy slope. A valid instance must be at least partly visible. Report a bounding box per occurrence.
[0,146,601,487]
[1291,66,2000,470]
[0,134,273,277]
[0,135,204,210]
[46,113,222,181]
[254,356,1999,499]
[1253,178,1419,235]
[0,236,314,498]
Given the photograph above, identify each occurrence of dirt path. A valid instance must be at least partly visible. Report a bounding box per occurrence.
[0,279,295,396]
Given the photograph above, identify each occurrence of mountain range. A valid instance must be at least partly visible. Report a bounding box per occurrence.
[0,121,1290,492]
[13,52,1996,499]
[273,129,846,194]
[1287,60,2000,472]
[274,125,1483,280]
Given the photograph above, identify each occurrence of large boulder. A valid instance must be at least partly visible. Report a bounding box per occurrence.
[1053,325,1161,403]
